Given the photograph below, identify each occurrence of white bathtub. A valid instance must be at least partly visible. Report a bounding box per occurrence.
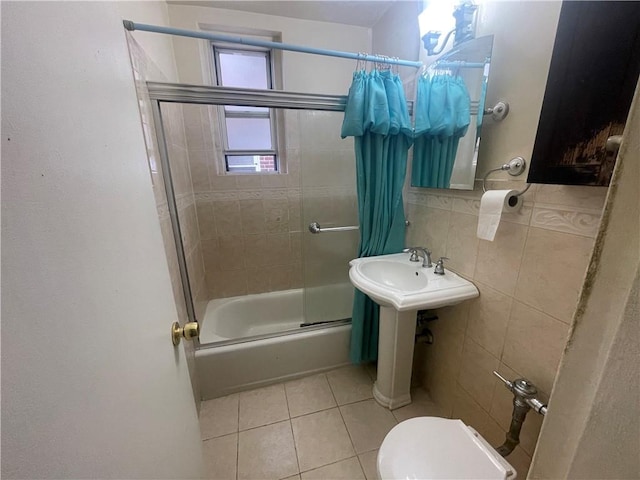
[196,284,354,400]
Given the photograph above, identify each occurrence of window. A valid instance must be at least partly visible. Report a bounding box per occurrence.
[213,46,278,173]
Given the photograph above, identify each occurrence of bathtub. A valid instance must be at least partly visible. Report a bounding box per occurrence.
[195,283,354,399]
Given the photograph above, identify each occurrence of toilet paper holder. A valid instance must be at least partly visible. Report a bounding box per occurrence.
[482,157,531,198]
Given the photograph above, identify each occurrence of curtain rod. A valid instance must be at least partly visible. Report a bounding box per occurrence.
[123,20,424,69]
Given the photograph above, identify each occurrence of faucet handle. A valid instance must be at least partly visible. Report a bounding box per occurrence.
[493,370,514,391]
[405,247,432,266]
[434,257,449,275]
[403,247,420,262]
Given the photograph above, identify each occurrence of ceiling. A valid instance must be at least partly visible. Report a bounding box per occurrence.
[167,1,398,28]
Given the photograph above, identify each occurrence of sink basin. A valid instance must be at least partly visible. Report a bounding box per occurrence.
[358,261,429,292]
[349,253,479,311]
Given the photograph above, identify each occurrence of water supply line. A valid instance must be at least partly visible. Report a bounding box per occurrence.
[493,371,548,457]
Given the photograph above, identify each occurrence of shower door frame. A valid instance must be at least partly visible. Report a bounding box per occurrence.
[148,81,365,348]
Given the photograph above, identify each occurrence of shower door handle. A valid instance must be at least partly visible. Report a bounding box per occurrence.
[308,222,359,234]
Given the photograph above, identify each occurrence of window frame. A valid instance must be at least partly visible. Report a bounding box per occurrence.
[211,44,280,174]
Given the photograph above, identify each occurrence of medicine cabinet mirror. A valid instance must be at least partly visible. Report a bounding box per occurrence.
[410,34,493,190]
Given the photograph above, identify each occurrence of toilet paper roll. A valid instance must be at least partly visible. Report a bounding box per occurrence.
[477,190,522,241]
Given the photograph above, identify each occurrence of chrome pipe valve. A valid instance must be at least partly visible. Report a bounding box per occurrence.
[492,371,548,457]
[493,371,548,415]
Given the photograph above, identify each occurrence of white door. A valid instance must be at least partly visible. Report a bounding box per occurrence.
[1,2,204,478]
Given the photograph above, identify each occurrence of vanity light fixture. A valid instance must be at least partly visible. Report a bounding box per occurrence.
[421,2,478,56]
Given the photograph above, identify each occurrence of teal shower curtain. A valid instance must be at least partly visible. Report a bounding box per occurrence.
[412,74,471,188]
[341,70,412,364]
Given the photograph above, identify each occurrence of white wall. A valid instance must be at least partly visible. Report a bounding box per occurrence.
[115,1,179,81]
[371,0,422,85]
[1,1,203,477]
[474,0,562,178]
[167,3,371,94]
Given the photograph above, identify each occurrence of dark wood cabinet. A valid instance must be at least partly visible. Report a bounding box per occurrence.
[527,1,640,186]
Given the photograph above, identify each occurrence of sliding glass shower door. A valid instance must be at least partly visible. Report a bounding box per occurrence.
[299,110,358,326]
[151,85,359,345]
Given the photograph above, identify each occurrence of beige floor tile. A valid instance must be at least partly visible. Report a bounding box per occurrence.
[292,408,355,472]
[200,394,239,440]
[358,450,379,480]
[237,420,298,480]
[239,384,289,431]
[282,476,301,480]
[340,399,397,454]
[285,374,336,418]
[327,365,373,405]
[300,457,365,479]
[392,388,444,423]
[202,433,237,480]
[364,362,377,382]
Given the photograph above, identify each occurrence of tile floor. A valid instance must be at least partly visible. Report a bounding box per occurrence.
[199,364,442,480]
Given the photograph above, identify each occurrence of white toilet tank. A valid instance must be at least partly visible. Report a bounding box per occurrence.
[377,417,517,480]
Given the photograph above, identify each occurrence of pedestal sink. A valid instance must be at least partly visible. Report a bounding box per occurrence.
[349,253,479,409]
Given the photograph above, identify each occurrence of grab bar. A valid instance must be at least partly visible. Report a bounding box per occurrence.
[308,222,359,234]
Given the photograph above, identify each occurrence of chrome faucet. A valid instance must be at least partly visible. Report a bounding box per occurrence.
[403,247,432,267]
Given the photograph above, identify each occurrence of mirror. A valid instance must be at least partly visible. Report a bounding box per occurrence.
[411,35,493,190]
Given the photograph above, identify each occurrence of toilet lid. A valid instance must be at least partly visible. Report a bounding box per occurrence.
[378,417,516,480]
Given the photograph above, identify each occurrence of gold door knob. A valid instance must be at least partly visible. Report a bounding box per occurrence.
[171,321,200,346]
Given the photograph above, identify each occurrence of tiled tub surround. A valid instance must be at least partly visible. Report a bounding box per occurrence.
[160,102,208,321]
[181,104,305,301]
[406,181,606,474]
[181,105,358,302]
[193,184,357,301]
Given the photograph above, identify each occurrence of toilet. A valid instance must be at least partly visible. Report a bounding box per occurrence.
[377,417,517,480]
